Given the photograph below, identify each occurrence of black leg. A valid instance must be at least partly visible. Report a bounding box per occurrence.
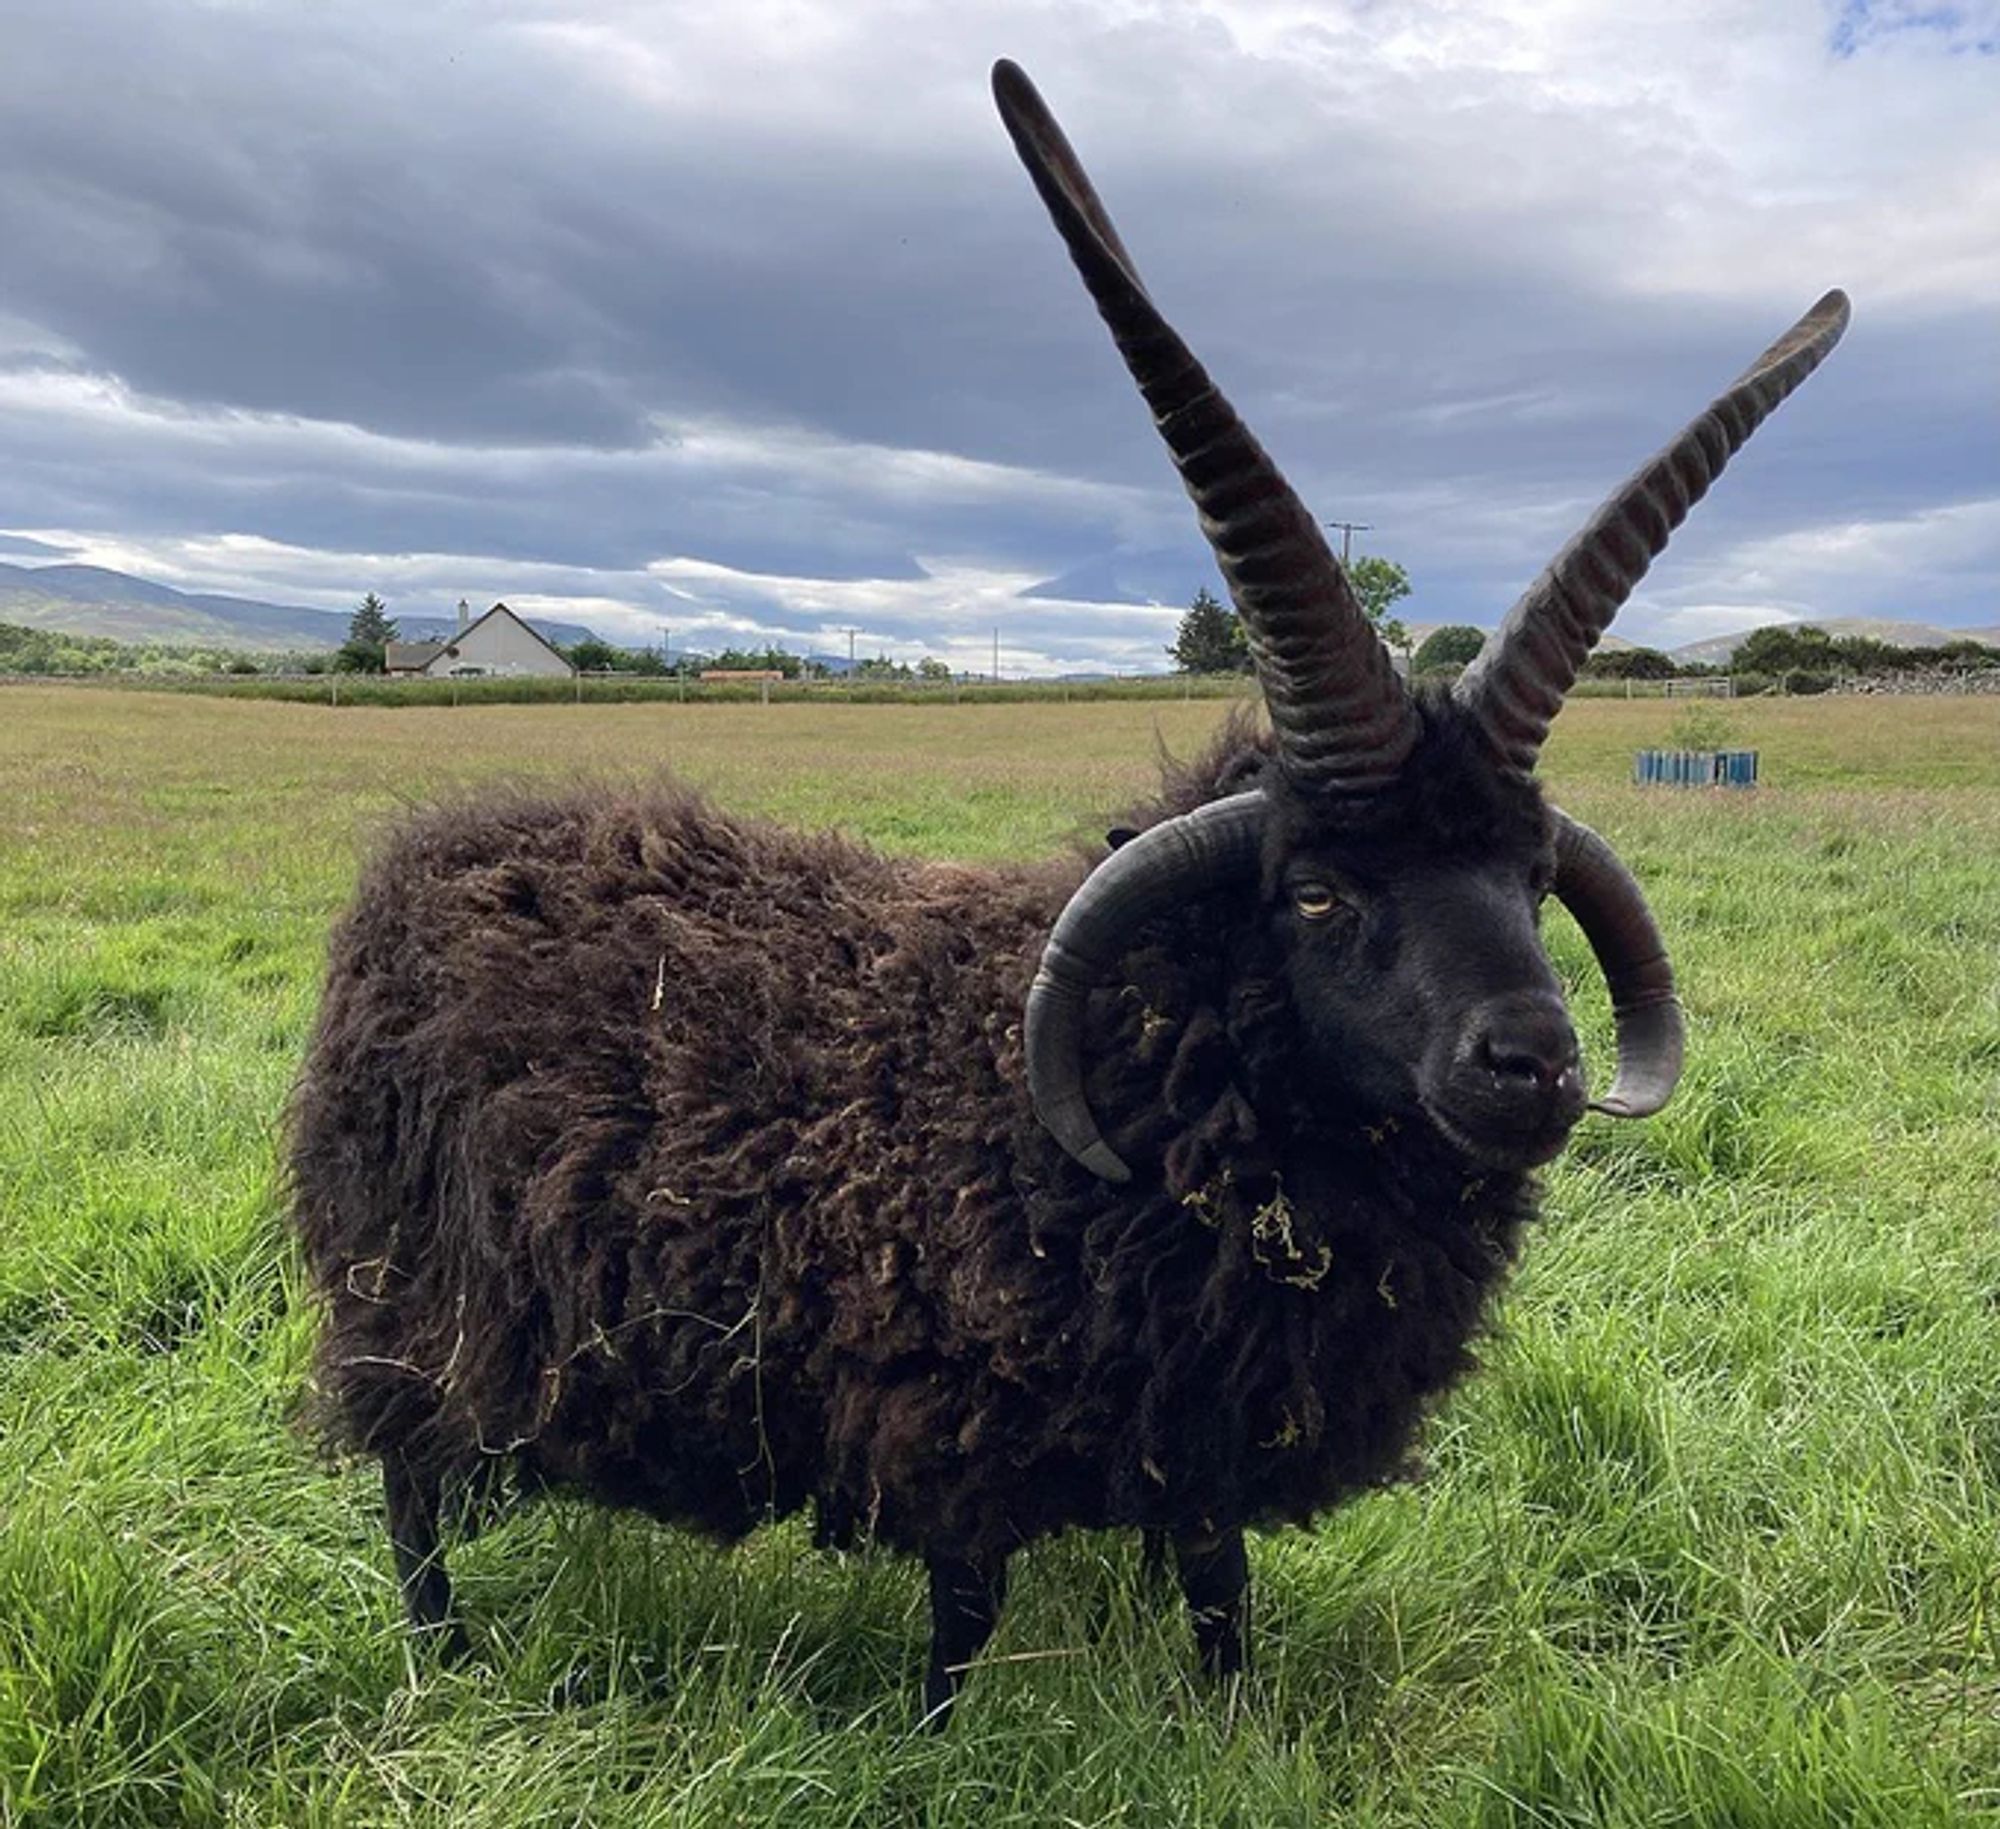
[921,1552,1009,1728]
[1139,1528,1170,1590]
[1173,1527,1249,1680]
[384,1455,469,1661]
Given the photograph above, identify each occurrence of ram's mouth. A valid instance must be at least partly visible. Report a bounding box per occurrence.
[1420,1097,1580,1173]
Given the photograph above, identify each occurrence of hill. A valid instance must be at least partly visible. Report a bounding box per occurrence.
[0,563,597,652]
[1671,616,2000,668]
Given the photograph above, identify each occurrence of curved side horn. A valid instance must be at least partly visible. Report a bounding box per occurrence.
[1551,810,1684,1118]
[1458,291,1851,774]
[1027,792,1269,1180]
[993,60,1417,795]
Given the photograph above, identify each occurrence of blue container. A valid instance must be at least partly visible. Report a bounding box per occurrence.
[1634,749,1759,788]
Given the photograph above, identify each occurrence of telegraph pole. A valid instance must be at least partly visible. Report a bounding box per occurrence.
[839,627,861,673]
[992,627,1000,684]
[1324,519,1371,566]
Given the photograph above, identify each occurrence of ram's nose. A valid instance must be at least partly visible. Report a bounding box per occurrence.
[1429,996,1588,1165]
[1474,1004,1581,1097]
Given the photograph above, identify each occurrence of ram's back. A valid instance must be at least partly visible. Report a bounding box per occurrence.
[285,783,1070,1533]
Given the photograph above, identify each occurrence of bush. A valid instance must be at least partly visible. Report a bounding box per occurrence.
[1413,625,1485,673]
[1583,646,1677,680]
[1668,701,1735,750]
[1784,669,1836,696]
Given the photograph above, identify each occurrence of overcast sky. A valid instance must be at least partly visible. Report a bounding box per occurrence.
[1,0,1994,672]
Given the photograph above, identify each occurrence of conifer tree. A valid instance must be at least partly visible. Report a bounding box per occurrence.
[338,592,398,673]
[1168,587,1249,674]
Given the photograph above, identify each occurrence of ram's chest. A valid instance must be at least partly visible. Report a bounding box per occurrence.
[1152,1158,1525,1523]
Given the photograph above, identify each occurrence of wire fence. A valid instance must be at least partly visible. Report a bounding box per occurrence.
[0,669,1267,708]
[8,665,1996,706]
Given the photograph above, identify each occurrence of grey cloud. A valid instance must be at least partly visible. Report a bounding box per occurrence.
[0,0,1994,657]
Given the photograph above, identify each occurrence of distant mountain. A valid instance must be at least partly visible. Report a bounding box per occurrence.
[0,562,598,652]
[1019,553,1198,606]
[1669,616,2000,668]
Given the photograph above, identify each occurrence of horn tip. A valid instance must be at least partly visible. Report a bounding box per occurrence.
[1081,1142,1132,1182]
[1588,1091,1660,1120]
[1801,288,1853,354]
[992,58,1034,108]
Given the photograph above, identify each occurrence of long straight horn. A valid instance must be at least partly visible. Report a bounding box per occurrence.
[1457,291,1850,774]
[993,60,1417,795]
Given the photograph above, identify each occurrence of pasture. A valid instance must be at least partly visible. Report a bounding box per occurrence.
[2,685,1997,1826]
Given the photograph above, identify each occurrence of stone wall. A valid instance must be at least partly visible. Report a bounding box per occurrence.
[1835,669,2000,696]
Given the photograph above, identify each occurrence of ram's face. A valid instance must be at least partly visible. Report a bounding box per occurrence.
[1277,818,1585,1170]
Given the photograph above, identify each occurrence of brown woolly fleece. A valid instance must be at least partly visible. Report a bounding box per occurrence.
[289,720,1534,1564]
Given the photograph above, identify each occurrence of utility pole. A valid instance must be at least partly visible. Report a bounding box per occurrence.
[840,627,860,674]
[992,627,1000,684]
[1324,519,1371,566]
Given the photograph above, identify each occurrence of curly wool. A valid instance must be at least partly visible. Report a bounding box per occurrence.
[290,717,1537,1562]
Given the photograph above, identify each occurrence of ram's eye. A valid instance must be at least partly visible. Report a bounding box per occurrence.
[1293,883,1341,922]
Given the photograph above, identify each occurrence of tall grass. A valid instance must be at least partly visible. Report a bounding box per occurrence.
[1,687,1996,1825]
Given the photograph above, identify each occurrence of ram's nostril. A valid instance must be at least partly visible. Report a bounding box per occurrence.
[1475,1014,1580,1091]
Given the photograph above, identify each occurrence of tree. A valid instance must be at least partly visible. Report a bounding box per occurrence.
[1584,645,1677,680]
[1412,625,1486,674]
[710,645,804,678]
[916,657,952,682]
[1936,638,2000,671]
[1346,554,1412,648]
[1733,623,1833,677]
[566,637,624,673]
[1169,587,1250,674]
[337,591,398,674]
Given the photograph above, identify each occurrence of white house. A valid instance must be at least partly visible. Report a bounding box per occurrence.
[385,602,573,679]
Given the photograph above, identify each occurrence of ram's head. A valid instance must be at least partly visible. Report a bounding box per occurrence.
[996,60,1847,1182]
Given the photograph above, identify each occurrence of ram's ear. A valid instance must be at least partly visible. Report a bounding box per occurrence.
[1106,827,1139,851]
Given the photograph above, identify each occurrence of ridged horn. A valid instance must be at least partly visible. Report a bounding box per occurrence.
[1457,290,1851,774]
[1026,792,1269,1180]
[993,59,1417,795]
[1551,810,1684,1118]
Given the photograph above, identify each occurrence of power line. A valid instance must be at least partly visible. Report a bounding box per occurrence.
[1324,519,1371,567]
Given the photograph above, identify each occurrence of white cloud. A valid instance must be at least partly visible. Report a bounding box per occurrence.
[1609,497,2000,646]
[7,524,1178,675]
[1708,496,2000,605]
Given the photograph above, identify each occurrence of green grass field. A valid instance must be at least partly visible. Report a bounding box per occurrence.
[3,685,1997,1827]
